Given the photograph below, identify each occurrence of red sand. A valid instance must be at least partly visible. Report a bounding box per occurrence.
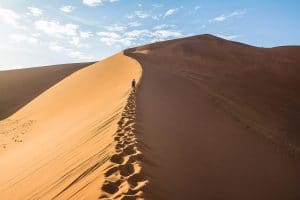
[1,34,300,199]
[125,34,300,199]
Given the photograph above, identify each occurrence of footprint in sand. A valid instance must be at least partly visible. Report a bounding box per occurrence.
[99,90,148,199]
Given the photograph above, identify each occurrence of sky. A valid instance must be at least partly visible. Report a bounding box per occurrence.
[0,0,299,70]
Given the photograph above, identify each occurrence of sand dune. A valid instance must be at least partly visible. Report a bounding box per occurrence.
[125,34,300,199]
[100,90,148,199]
[1,34,300,200]
[0,53,141,199]
[0,62,94,120]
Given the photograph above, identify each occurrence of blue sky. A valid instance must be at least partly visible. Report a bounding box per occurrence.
[0,0,299,70]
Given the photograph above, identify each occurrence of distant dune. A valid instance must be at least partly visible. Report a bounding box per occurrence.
[0,62,94,120]
[0,34,300,199]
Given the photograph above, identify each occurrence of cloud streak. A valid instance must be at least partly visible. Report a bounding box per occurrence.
[97,27,183,47]
[34,20,78,38]
[82,0,103,7]
[27,6,43,17]
[164,8,177,17]
[0,8,20,27]
[82,0,118,7]
[10,33,38,44]
[60,5,75,13]
[213,10,246,22]
[49,42,93,59]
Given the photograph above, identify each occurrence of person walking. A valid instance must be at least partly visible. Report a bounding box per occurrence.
[131,79,136,90]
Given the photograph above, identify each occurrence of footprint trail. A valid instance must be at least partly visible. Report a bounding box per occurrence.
[99,90,148,200]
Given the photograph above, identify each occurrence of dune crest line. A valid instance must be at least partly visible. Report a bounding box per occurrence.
[99,89,148,200]
[0,53,142,199]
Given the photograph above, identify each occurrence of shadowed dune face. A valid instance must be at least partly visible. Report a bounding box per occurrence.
[127,34,300,151]
[0,62,94,120]
[0,34,299,200]
[125,35,300,199]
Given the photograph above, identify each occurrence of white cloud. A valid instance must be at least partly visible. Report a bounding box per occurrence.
[48,42,93,59]
[105,24,126,32]
[99,37,133,46]
[194,6,201,10]
[83,0,103,7]
[69,36,88,48]
[164,9,177,17]
[230,10,247,17]
[97,27,183,47]
[124,29,150,38]
[153,24,176,30]
[0,8,20,27]
[214,15,226,22]
[68,50,93,59]
[152,30,182,39]
[80,31,93,38]
[134,11,150,19]
[49,43,65,52]
[152,15,160,20]
[32,33,41,38]
[216,34,240,40]
[82,0,118,6]
[213,10,246,22]
[0,7,97,68]
[97,30,140,46]
[152,4,163,8]
[127,10,160,20]
[97,31,120,39]
[27,6,43,17]
[128,21,141,27]
[60,5,75,13]
[35,20,78,37]
[10,33,38,44]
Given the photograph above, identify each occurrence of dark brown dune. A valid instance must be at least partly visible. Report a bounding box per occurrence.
[0,62,94,120]
[125,34,300,199]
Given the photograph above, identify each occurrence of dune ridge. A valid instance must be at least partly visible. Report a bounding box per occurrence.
[127,34,300,155]
[1,34,300,200]
[100,90,148,199]
[125,34,300,199]
[0,62,94,120]
[0,53,141,199]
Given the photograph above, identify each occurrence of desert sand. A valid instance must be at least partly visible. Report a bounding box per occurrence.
[0,34,300,199]
[0,62,94,120]
[125,34,300,199]
[0,53,142,199]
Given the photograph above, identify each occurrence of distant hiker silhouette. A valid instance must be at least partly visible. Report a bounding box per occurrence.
[131,79,136,90]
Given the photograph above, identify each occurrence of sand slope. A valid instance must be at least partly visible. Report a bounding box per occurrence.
[0,53,141,199]
[125,34,300,199]
[1,34,299,200]
[0,62,94,120]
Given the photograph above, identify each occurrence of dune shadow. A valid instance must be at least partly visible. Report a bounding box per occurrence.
[0,62,95,120]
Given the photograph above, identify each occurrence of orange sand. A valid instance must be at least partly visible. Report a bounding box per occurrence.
[1,34,300,200]
[0,53,141,199]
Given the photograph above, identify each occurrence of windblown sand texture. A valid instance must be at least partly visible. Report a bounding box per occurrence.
[125,34,300,199]
[0,53,141,199]
[100,90,147,199]
[0,34,300,200]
